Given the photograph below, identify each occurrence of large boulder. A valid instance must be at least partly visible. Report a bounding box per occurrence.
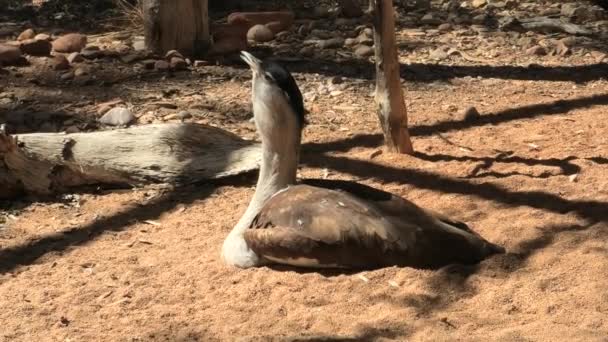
[247,24,275,42]
[227,11,295,33]
[0,44,22,65]
[20,39,52,56]
[52,33,87,53]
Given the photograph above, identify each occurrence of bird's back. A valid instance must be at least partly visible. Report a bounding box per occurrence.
[244,179,503,269]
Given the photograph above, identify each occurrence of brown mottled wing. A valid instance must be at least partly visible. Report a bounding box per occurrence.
[244,180,503,269]
[245,184,412,269]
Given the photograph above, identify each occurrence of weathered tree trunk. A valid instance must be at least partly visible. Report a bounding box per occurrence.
[372,0,414,154]
[0,123,261,199]
[143,0,210,57]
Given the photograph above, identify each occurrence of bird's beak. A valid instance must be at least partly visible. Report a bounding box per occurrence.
[240,51,262,74]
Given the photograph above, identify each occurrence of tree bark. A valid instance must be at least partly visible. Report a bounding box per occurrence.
[0,123,261,199]
[372,0,414,154]
[143,0,210,57]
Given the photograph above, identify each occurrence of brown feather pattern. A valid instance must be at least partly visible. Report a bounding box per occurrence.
[244,179,504,269]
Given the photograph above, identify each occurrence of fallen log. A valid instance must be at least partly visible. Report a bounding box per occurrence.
[500,16,593,36]
[0,123,261,199]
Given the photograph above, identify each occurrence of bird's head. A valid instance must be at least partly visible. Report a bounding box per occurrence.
[240,51,306,141]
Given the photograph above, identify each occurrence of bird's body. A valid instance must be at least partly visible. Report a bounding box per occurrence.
[221,51,503,269]
[245,179,502,269]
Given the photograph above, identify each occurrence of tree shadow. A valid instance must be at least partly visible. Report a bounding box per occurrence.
[410,92,608,136]
[414,151,581,179]
[0,184,215,274]
[302,92,608,154]
[302,153,608,223]
[365,220,605,320]
[277,324,411,341]
[273,55,608,83]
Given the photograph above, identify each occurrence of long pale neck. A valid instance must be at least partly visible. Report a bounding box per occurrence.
[231,131,300,234]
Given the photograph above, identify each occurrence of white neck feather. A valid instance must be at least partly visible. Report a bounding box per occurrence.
[221,112,301,268]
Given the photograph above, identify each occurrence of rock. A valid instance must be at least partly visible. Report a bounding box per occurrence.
[357,31,374,46]
[247,24,275,42]
[67,52,84,63]
[165,110,193,121]
[360,27,373,37]
[20,39,52,56]
[65,125,80,134]
[554,40,570,56]
[266,21,289,34]
[121,52,145,63]
[52,33,87,53]
[438,23,452,32]
[132,40,146,51]
[354,45,374,57]
[526,45,547,56]
[60,71,75,81]
[141,59,156,69]
[330,76,344,84]
[357,35,374,46]
[17,28,35,41]
[177,110,192,119]
[420,13,441,25]
[314,6,331,18]
[80,46,102,59]
[74,66,89,77]
[99,107,134,126]
[560,36,577,47]
[336,18,356,27]
[170,57,187,70]
[320,37,345,49]
[0,44,22,64]
[299,45,315,57]
[472,14,487,25]
[462,106,480,121]
[429,47,449,60]
[34,33,51,41]
[52,55,70,70]
[96,99,124,115]
[102,49,121,58]
[407,0,431,10]
[193,60,209,67]
[310,29,332,39]
[227,11,295,31]
[450,13,472,25]
[154,60,170,71]
[114,44,131,55]
[488,1,508,9]
[471,0,487,8]
[164,50,183,59]
[275,32,290,42]
[561,3,588,22]
[345,37,358,47]
[298,24,311,36]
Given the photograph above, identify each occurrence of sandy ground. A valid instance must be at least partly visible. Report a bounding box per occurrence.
[2,75,608,341]
[2,1,608,341]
